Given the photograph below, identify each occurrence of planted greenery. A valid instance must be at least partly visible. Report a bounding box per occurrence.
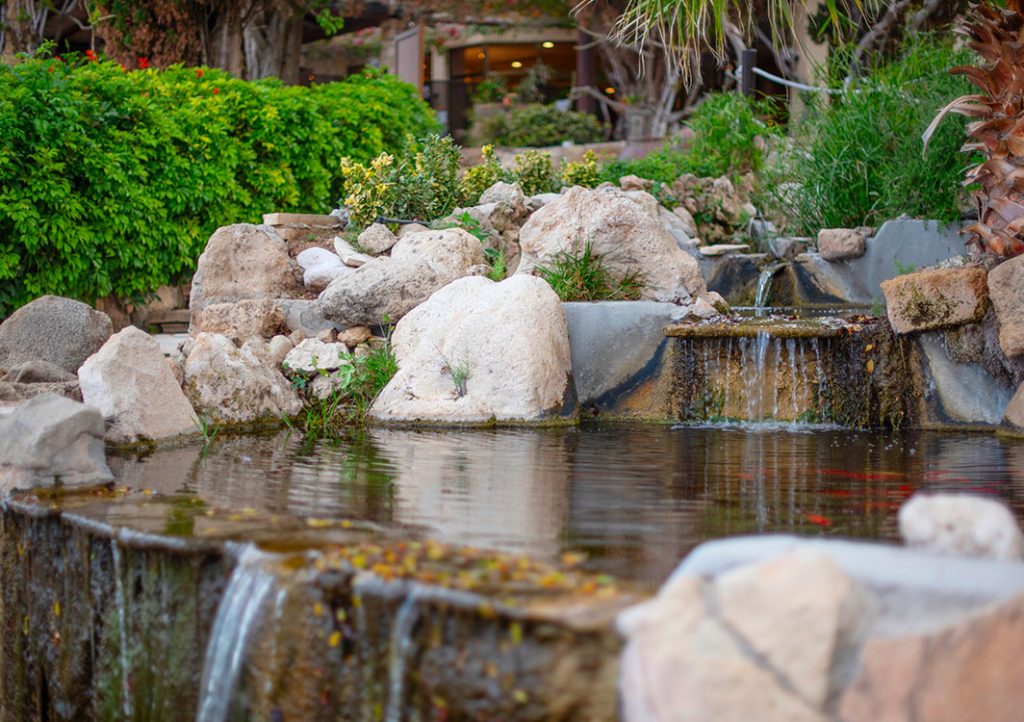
[536,243,645,301]
[480,103,605,148]
[561,149,602,188]
[760,36,973,234]
[513,150,558,196]
[460,144,510,205]
[0,53,437,317]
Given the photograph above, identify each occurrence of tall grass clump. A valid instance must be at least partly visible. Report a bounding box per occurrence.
[535,243,645,301]
[760,36,974,234]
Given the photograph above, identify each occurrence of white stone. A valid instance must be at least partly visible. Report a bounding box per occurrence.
[333,236,375,267]
[267,335,294,366]
[899,493,1024,561]
[296,247,352,291]
[357,223,399,255]
[371,275,572,423]
[282,338,350,374]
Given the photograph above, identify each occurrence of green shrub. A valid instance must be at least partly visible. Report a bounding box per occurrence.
[340,134,461,228]
[535,242,645,301]
[0,55,437,317]
[472,78,507,104]
[513,150,557,196]
[487,104,605,148]
[459,144,510,205]
[759,36,972,234]
[600,93,778,185]
[561,149,602,188]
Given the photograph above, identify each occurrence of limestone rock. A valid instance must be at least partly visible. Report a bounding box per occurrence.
[371,275,572,423]
[357,223,399,255]
[338,326,372,347]
[195,298,285,342]
[183,333,302,424]
[479,181,526,206]
[282,338,350,374]
[0,295,112,373]
[899,493,1024,561]
[987,255,1024,357]
[881,266,989,334]
[318,229,485,327]
[396,223,429,239]
[277,299,341,336]
[188,224,301,328]
[78,327,197,443]
[268,335,294,366]
[0,394,112,491]
[672,207,698,238]
[516,186,709,305]
[619,174,653,192]
[818,227,870,261]
[296,247,352,291]
[2,360,77,384]
[333,236,375,267]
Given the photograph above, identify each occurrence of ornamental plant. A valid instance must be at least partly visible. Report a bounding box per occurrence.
[0,54,437,317]
[459,145,510,204]
[512,150,558,196]
[561,149,601,188]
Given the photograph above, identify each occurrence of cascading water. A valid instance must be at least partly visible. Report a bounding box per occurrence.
[753,262,787,316]
[196,545,278,722]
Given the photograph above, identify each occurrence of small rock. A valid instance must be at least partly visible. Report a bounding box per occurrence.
[679,297,721,320]
[768,236,809,260]
[283,338,350,374]
[0,295,112,374]
[882,266,989,334]
[0,394,112,491]
[333,236,375,267]
[698,244,750,257]
[288,330,307,345]
[277,299,341,337]
[296,247,352,291]
[357,223,399,255]
[195,298,285,342]
[338,326,372,347]
[78,327,197,443]
[818,227,870,262]
[619,174,653,192]
[2,360,78,384]
[316,328,335,343]
[479,181,526,206]
[396,223,430,239]
[310,371,354,401]
[267,335,294,366]
[899,492,1024,561]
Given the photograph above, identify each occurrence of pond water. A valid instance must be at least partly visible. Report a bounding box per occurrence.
[109,424,1024,588]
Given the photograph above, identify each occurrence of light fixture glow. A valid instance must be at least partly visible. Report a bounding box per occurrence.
[605,87,616,94]
[542,41,554,48]
[477,52,485,59]
[511,61,523,68]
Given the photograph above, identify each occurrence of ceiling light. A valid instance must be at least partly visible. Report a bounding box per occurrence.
[542,41,554,48]
[511,61,523,68]
[477,52,485,59]
[605,87,616,94]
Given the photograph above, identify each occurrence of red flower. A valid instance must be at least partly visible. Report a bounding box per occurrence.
[195,68,204,79]
[47,65,55,73]
[212,87,220,95]
[137,56,149,69]
[119,64,127,72]
[85,49,98,62]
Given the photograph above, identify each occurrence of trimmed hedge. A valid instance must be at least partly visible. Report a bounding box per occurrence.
[0,56,438,316]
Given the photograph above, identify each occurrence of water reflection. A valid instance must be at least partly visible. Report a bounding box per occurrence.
[109,425,1024,587]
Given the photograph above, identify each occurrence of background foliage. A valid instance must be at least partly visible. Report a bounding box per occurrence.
[478,104,606,148]
[0,55,437,316]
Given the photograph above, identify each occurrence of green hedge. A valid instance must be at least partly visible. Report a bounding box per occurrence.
[0,56,438,317]
[478,104,606,148]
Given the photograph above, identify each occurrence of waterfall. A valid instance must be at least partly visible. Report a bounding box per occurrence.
[754,262,786,315]
[110,541,133,721]
[196,545,278,722]
[384,589,424,722]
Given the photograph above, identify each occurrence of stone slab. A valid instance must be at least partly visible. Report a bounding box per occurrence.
[918,333,1013,427]
[262,213,340,227]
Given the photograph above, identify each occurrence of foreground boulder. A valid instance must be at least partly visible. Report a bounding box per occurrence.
[183,333,302,424]
[78,327,197,444]
[899,493,1024,561]
[318,228,485,327]
[371,275,572,423]
[0,295,112,373]
[620,534,1024,722]
[516,186,709,304]
[188,224,301,328]
[0,394,112,491]
[881,266,989,334]
[987,254,1024,357]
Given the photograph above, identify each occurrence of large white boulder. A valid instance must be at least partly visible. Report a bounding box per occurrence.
[371,275,572,423]
[78,327,197,443]
[899,493,1024,560]
[317,228,485,327]
[516,186,708,304]
[183,333,302,424]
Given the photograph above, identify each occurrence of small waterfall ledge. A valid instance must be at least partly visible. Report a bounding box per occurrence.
[667,315,920,427]
[0,489,636,722]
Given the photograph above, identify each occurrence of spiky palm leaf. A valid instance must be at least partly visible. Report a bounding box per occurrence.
[924,0,1024,257]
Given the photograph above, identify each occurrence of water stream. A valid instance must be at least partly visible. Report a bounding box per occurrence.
[754,262,787,315]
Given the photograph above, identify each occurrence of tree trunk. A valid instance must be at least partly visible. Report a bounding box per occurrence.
[242,1,302,81]
[2,0,47,55]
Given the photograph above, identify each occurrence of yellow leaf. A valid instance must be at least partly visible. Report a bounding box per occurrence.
[53,601,61,618]
[328,631,341,648]
[866,359,875,373]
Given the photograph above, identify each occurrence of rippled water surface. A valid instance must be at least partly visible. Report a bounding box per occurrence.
[110,424,1024,587]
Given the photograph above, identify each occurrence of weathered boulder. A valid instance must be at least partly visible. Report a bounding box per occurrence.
[195,298,286,342]
[0,394,112,491]
[818,227,870,261]
[479,181,526,206]
[371,275,572,423]
[619,174,653,192]
[78,327,197,444]
[881,266,989,334]
[899,493,1024,561]
[296,247,352,291]
[516,186,709,305]
[2,360,77,384]
[357,223,399,255]
[188,224,301,328]
[183,333,302,424]
[282,338,350,374]
[449,190,531,273]
[987,254,1024,357]
[318,229,485,327]
[277,299,342,336]
[0,295,112,373]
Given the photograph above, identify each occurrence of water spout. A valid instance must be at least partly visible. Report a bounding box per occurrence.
[754,262,787,316]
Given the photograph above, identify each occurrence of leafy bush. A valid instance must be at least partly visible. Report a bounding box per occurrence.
[600,92,778,185]
[0,54,438,317]
[485,104,605,148]
[561,149,601,188]
[513,150,558,195]
[459,145,510,205]
[760,36,973,234]
[340,134,461,228]
[471,78,507,104]
[535,243,645,301]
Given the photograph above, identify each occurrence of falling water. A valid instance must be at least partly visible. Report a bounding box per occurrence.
[754,262,787,316]
[110,541,133,721]
[384,589,424,722]
[196,545,278,722]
